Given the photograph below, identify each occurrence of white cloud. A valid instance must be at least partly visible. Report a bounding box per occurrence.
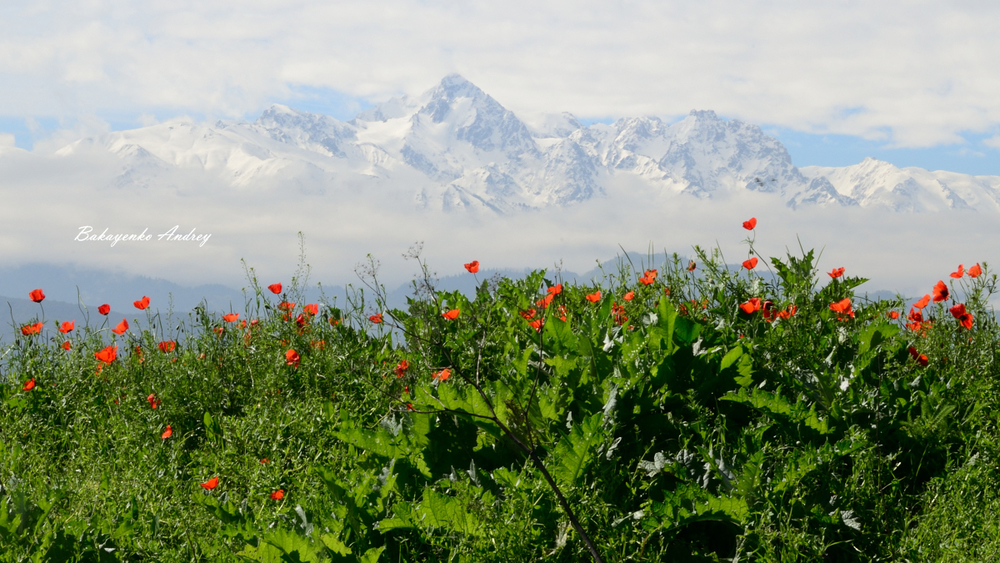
[0,143,995,303]
[1,1,1000,148]
[984,135,1000,150]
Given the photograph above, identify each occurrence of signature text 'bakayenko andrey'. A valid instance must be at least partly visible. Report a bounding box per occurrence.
[75,226,212,247]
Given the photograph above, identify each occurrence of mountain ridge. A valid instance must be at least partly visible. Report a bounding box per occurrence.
[30,75,1000,214]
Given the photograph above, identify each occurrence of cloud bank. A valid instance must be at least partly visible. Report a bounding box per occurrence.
[2,1,1000,149]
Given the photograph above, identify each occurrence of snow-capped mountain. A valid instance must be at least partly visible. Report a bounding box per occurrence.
[799,158,1000,212]
[41,74,1000,213]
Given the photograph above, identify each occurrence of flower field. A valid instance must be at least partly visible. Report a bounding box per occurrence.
[2,220,1000,561]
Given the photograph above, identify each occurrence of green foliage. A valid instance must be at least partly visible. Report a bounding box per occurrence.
[1,243,999,561]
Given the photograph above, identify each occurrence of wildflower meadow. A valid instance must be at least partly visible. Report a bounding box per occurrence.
[2,220,1000,561]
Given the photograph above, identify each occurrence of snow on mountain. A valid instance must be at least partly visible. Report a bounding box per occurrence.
[520,111,585,139]
[28,74,1000,214]
[800,158,1000,213]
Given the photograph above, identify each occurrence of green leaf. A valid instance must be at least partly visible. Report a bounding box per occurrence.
[262,528,324,563]
[673,317,701,347]
[318,533,351,557]
[720,345,744,371]
[552,412,606,488]
[357,546,385,563]
[204,411,224,440]
[414,489,482,536]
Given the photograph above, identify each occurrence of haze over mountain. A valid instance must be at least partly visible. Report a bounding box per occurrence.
[37,74,1000,215]
[2,74,997,313]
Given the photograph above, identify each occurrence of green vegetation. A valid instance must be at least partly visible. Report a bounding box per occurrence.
[2,227,999,562]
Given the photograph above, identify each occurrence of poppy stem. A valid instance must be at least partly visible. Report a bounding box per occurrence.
[440,350,605,563]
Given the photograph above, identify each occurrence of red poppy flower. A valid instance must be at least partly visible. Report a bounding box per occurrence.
[908,346,929,367]
[222,313,239,322]
[395,360,409,378]
[950,265,964,279]
[95,345,117,364]
[278,302,296,312]
[528,318,543,331]
[520,308,536,320]
[62,341,71,350]
[776,305,797,320]
[739,298,762,314]
[294,313,309,328]
[949,303,967,318]
[134,296,150,310]
[58,320,74,333]
[29,288,45,303]
[623,291,634,301]
[112,319,128,335]
[22,378,35,391]
[644,269,658,280]
[761,300,777,322]
[547,284,563,296]
[914,295,930,309]
[687,260,697,271]
[98,304,110,315]
[201,476,219,490]
[158,341,176,353]
[968,263,982,278]
[270,489,285,500]
[20,322,43,336]
[369,313,383,323]
[147,393,160,409]
[585,292,601,303]
[536,294,555,308]
[268,283,282,294]
[638,275,654,285]
[742,217,757,230]
[950,303,974,329]
[742,257,758,270]
[432,368,451,382]
[464,261,479,273]
[829,298,854,319]
[828,267,845,279]
[442,308,460,320]
[303,304,318,316]
[611,303,628,325]
[830,298,851,312]
[161,425,172,439]
[260,458,269,464]
[285,349,301,368]
[888,311,900,320]
[932,281,949,303]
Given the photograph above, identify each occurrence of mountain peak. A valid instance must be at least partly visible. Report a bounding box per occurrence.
[427,73,488,103]
[440,73,473,88]
[689,109,718,119]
